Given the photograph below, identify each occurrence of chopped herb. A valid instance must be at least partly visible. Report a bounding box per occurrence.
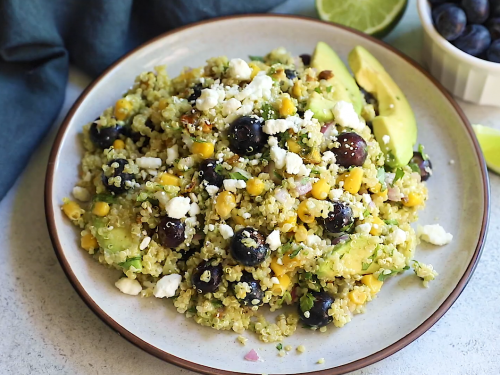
[190,136,208,143]
[362,248,378,271]
[278,131,291,148]
[249,55,264,62]
[215,164,224,174]
[384,219,399,225]
[280,240,293,254]
[273,171,284,181]
[289,246,303,259]
[392,167,405,186]
[310,169,320,175]
[268,67,277,75]
[228,172,248,181]
[403,265,410,270]
[418,144,428,160]
[299,293,316,313]
[261,103,277,121]
[376,168,387,192]
[276,343,283,351]
[187,306,197,314]
[409,162,420,173]
[326,86,332,93]
[211,299,223,308]
[278,291,292,305]
[363,209,370,218]
[314,87,322,94]
[378,270,398,281]
[297,133,310,149]
[303,272,313,281]
[93,194,115,204]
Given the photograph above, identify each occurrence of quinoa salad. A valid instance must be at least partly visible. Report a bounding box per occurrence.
[62,43,452,343]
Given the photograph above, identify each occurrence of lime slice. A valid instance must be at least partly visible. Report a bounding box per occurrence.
[473,124,500,174]
[316,0,408,38]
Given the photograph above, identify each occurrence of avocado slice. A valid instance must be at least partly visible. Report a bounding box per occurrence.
[93,218,137,254]
[306,92,336,122]
[348,46,417,168]
[309,42,363,115]
[119,256,143,271]
[317,234,380,280]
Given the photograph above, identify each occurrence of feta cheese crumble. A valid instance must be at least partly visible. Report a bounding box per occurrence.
[166,145,179,165]
[228,58,252,80]
[196,88,219,111]
[115,278,142,296]
[417,224,453,245]
[332,101,364,131]
[136,157,162,169]
[219,224,234,239]
[285,152,303,174]
[223,179,247,192]
[72,186,90,202]
[165,196,191,219]
[153,274,182,298]
[205,185,219,196]
[266,230,281,251]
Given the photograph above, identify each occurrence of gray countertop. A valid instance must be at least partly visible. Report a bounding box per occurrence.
[1,0,499,374]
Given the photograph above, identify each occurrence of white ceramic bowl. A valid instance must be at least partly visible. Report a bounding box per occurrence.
[418,0,500,106]
[45,15,489,375]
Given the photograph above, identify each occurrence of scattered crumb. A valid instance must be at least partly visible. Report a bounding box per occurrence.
[297,345,306,353]
[237,336,247,345]
[449,159,455,165]
[278,350,286,357]
[285,345,292,352]
[319,326,327,333]
[317,358,325,364]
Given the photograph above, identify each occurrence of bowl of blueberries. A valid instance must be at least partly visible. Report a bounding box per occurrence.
[418,0,500,105]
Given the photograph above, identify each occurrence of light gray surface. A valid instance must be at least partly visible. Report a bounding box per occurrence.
[0,0,498,374]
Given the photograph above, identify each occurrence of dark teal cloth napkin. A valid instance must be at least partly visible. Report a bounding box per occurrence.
[0,0,285,199]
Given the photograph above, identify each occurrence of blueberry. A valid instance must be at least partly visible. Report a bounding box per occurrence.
[410,152,433,181]
[298,291,334,329]
[89,121,122,149]
[228,116,267,156]
[102,159,135,194]
[299,54,311,66]
[453,24,491,56]
[486,18,500,40]
[359,87,378,109]
[432,4,467,41]
[461,0,489,23]
[486,39,500,62]
[191,260,223,294]
[332,132,368,167]
[121,126,149,147]
[230,227,269,267]
[323,202,354,234]
[231,272,264,306]
[157,216,186,248]
[199,159,224,187]
[284,69,297,79]
[188,83,203,102]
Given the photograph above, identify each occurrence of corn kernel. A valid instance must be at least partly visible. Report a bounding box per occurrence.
[280,97,296,117]
[271,274,291,295]
[361,274,383,294]
[160,173,181,187]
[192,141,214,159]
[348,290,367,304]
[246,178,265,196]
[287,139,302,154]
[298,200,315,223]
[280,214,297,232]
[81,233,98,251]
[303,147,321,164]
[158,98,169,110]
[372,188,388,201]
[370,183,383,194]
[112,139,125,150]
[248,62,261,79]
[295,225,308,242]
[92,201,110,217]
[232,213,246,226]
[311,179,330,200]
[292,81,303,98]
[114,98,133,121]
[370,216,385,236]
[216,191,236,219]
[62,200,82,220]
[402,192,424,207]
[343,167,364,194]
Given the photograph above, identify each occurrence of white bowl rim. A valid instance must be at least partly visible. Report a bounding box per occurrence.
[417,0,500,71]
[44,14,490,375]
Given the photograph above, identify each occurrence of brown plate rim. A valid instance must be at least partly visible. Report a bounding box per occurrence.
[44,13,490,375]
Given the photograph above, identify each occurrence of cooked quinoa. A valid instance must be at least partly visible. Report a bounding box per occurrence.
[62,46,433,342]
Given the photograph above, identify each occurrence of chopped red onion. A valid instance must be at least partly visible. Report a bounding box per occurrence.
[244,349,260,362]
[388,187,402,201]
[274,189,289,203]
[295,182,312,195]
[332,234,350,245]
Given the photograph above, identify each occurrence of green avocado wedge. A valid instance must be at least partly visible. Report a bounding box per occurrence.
[309,42,363,115]
[348,46,417,168]
[92,218,138,254]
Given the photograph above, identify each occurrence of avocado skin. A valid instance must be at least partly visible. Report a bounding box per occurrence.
[348,46,417,168]
[309,42,363,115]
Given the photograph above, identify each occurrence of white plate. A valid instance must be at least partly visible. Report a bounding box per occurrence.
[45,15,489,375]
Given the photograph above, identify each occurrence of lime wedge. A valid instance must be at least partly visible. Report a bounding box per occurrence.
[473,124,500,174]
[316,0,408,38]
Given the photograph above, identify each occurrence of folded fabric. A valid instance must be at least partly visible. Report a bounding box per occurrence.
[0,0,285,200]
